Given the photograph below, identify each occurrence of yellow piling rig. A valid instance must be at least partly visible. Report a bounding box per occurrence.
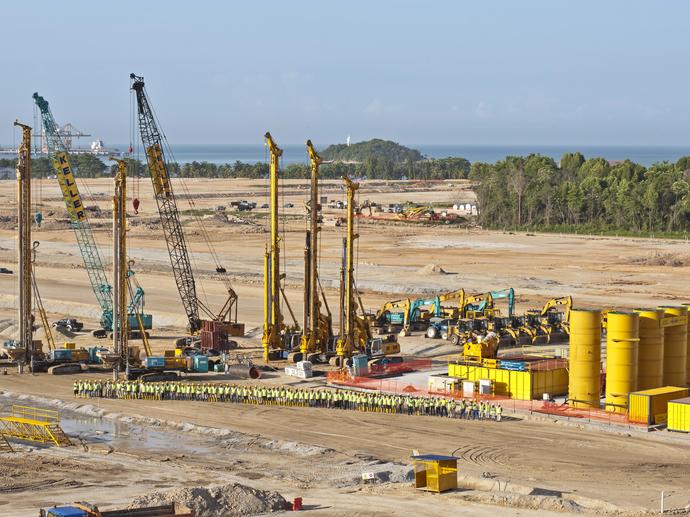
[333,176,362,366]
[14,121,33,369]
[262,132,299,361]
[111,158,129,377]
[295,140,333,362]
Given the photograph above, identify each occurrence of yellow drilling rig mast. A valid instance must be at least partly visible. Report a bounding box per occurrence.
[111,158,129,377]
[110,158,151,378]
[15,121,33,369]
[294,140,333,363]
[333,176,361,366]
[262,132,299,361]
[332,176,401,367]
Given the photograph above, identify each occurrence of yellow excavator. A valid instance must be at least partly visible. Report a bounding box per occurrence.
[524,296,572,343]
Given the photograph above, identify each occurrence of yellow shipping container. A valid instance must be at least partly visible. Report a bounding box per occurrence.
[667,397,690,432]
[628,386,689,425]
[64,342,76,350]
[448,363,568,400]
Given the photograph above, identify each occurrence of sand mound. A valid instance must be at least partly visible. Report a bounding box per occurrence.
[128,482,291,517]
[416,263,448,275]
[631,251,690,267]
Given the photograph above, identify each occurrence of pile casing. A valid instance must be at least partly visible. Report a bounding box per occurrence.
[635,309,665,390]
[568,309,602,408]
[605,311,639,414]
[659,306,688,387]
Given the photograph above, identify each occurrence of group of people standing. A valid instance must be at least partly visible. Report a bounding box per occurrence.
[73,379,503,421]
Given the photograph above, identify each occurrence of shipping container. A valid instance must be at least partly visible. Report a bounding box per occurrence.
[145,356,165,368]
[448,363,568,400]
[667,397,690,432]
[628,386,689,425]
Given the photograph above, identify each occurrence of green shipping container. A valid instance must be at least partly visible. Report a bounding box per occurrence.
[628,386,689,425]
[667,397,690,432]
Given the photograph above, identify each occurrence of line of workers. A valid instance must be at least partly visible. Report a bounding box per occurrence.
[74,379,504,421]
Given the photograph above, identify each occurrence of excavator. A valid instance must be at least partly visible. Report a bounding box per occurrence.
[262,132,300,361]
[523,296,573,343]
[369,298,411,333]
[332,176,399,367]
[293,140,334,363]
[130,74,241,336]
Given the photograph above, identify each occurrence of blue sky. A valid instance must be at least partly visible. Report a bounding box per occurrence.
[2,0,689,146]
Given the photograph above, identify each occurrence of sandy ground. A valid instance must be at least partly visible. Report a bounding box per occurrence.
[1,374,690,515]
[1,178,690,514]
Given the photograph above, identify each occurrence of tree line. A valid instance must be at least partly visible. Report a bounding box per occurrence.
[473,152,690,234]
[0,155,471,181]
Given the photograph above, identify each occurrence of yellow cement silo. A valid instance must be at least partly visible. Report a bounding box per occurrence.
[682,303,690,386]
[568,309,602,408]
[634,309,664,390]
[659,306,688,387]
[605,311,639,414]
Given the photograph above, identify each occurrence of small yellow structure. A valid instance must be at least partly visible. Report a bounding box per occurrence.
[628,386,688,425]
[0,405,72,447]
[412,454,458,493]
[667,397,690,433]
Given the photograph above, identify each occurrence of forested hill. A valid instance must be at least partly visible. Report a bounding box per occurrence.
[475,152,690,235]
[320,139,423,162]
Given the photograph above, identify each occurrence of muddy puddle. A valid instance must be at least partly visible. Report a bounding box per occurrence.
[1,397,219,456]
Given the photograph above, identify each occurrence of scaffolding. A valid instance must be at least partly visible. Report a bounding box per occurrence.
[0,405,72,447]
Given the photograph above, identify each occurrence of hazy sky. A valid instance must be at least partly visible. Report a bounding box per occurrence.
[3,0,690,146]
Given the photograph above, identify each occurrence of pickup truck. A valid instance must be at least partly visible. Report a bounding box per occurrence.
[52,318,84,332]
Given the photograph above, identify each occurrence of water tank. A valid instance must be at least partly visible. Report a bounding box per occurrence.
[634,308,664,390]
[659,306,688,386]
[568,309,601,409]
[605,311,639,414]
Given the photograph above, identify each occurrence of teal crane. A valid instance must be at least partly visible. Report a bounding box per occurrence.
[32,93,150,331]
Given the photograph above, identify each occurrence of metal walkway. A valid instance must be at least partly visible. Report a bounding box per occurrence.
[0,405,72,447]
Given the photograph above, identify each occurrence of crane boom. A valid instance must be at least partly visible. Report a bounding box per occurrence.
[32,93,113,328]
[130,74,202,332]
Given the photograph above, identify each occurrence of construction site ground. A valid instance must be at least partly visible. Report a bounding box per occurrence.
[1,178,690,515]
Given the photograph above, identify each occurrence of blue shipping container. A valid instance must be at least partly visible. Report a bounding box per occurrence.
[145,356,165,368]
[193,355,209,373]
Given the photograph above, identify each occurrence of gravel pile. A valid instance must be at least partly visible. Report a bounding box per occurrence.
[128,482,291,517]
